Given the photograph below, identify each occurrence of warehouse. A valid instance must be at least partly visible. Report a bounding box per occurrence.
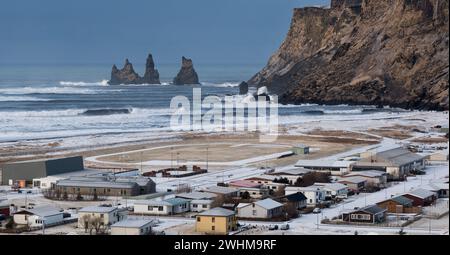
[1,156,85,186]
[352,147,425,180]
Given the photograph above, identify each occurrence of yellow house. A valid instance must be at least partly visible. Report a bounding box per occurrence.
[195,207,237,235]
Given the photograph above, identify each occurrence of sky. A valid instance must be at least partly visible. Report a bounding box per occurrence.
[0,0,328,65]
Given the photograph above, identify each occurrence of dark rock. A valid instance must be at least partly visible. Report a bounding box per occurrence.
[173,57,200,85]
[108,54,161,85]
[108,59,142,85]
[142,54,160,84]
[239,81,249,95]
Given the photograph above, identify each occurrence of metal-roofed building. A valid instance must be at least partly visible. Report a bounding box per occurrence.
[295,159,354,175]
[13,206,64,227]
[134,197,190,215]
[376,196,421,214]
[54,175,155,197]
[352,147,425,180]
[175,191,218,201]
[1,156,85,186]
[237,198,284,219]
[78,205,126,228]
[202,186,239,198]
[346,170,388,188]
[111,219,153,235]
[403,188,437,206]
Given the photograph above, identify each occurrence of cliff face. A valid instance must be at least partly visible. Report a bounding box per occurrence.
[249,0,449,110]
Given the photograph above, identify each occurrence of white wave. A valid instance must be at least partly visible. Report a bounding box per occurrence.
[202,82,240,87]
[0,86,120,95]
[59,80,109,86]
[0,95,50,102]
[323,109,363,114]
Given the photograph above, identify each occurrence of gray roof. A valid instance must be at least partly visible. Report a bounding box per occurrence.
[390,196,414,206]
[203,186,239,195]
[198,207,235,217]
[318,182,348,191]
[191,199,213,205]
[78,206,118,213]
[347,170,387,178]
[357,205,386,215]
[164,198,190,206]
[274,168,311,176]
[359,147,425,167]
[406,189,436,199]
[18,206,62,217]
[56,179,137,189]
[176,192,217,200]
[255,199,283,210]
[338,176,367,184]
[111,219,153,228]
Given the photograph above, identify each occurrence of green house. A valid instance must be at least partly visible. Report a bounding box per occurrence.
[292,144,310,155]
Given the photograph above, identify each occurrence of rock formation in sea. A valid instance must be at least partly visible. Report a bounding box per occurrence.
[108,54,160,85]
[239,81,249,95]
[142,54,160,84]
[248,0,449,110]
[173,56,200,85]
[108,59,142,85]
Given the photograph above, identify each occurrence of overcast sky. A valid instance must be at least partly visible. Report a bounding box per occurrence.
[0,0,328,65]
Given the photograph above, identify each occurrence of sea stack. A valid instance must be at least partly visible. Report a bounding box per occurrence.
[173,56,200,85]
[142,54,160,84]
[108,59,142,85]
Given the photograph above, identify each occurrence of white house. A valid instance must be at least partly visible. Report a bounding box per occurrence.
[13,206,64,227]
[110,219,153,235]
[190,200,214,212]
[314,182,349,199]
[285,186,326,207]
[237,198,283,219]
[78,206,126,229]
[134,198,190,215]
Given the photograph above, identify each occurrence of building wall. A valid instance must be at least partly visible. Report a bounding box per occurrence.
[55,185,139,197]
[14,213,64,227]
[239,188,269,199]
[78,210,122,228]
[191,203,211,212]
[45,156,84,176]
[195,215,236,235]
[134,204,171,215]
[111,225,152,235]
[2,161,47,185]
[172,202,190,214]
[377,200,421,214]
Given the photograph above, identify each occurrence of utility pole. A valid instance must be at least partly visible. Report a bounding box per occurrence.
[206,146,209,171]
[140,152,143,175]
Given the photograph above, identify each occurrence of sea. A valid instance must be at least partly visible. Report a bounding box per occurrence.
[0,63,408,143]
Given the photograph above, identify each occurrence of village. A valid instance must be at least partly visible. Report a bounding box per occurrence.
[0,121,448,236]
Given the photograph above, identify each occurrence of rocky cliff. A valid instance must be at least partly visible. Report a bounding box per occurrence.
[108,54,160,85]
[173,57,200,85]
[249,0,449,110]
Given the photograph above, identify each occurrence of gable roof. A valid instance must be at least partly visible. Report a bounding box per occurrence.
[406,189,436,199]
[347,170,387,178]
[198,207,235,217]
[229,180,262,188]
[176,192,217,200]
[79,205,118,213]
[255,199,283,210]
[282,192,307,202]
[338,176,367,184]
[202,186,239,195]
[315,182,348,191]
[390,196,414,206]
[17,206,62,217]
[354,205,386,215]
[111,219,153,228]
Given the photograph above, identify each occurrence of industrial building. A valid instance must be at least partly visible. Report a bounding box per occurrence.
[54,175,156,197]
[1,156,85,186]
[352,147,426,180]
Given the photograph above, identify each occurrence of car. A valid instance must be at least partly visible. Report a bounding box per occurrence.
[26,190,32,194]
[313,208,321,214]
[280,224,290,230]
[268,225,278,231]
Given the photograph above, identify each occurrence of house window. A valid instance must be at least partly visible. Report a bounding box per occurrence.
[211,217,215,223]
[252,210,257,216]
[212,226,215,231]
[202,204,207,208]
[100,214,104,218]
[197,217,201,222]
[158,206,164,211]
[193,204,198,208]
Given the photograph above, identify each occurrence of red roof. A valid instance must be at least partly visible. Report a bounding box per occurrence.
[228,180,262,188]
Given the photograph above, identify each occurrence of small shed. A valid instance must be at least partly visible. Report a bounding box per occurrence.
[292,144,310,155]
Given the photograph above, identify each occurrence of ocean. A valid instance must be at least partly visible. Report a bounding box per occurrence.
[0,64,406,143]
